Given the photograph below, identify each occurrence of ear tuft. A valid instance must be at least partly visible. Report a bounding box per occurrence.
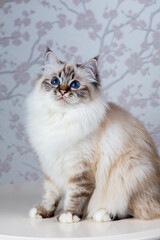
[93,55,99,62]
[86,58,97,75]
[81,57,98,80]
[45,51,60,66]
[46,47,52,54]
[44,50,61,75]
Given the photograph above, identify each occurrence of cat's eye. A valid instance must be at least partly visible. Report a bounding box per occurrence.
[51,77,60,86]
[70,80,80,89]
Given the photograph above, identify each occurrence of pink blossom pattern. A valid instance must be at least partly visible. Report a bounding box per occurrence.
[125,53,143,74]
[0,0,160,184]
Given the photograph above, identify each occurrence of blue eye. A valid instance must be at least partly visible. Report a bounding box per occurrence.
[51,77,60,86]
[70,80,80,89]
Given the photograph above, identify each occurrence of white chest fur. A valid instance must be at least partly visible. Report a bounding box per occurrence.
[26,88,106,188]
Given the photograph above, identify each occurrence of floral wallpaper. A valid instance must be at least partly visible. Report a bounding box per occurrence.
[0,0,160,184]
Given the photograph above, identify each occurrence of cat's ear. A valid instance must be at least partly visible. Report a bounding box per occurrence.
[45,49,60,67]
[81,56,99,81]
[44,49,61,74]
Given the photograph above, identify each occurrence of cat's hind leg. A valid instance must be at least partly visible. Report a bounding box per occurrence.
[130,189,160,220]
[87,150,152,222]
[88,150,160,222]
[29,175,60,219]
[92,209,132,222]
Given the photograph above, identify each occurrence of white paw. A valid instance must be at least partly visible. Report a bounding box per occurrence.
[58,212,80,223]
[29,208,42,219]
[93,209,111,222]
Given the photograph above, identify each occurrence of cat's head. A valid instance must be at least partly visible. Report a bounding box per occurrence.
[40,49,101,106]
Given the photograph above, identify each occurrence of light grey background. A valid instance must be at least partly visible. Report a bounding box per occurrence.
[0,0,160,184]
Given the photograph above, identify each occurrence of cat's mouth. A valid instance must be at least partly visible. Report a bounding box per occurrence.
[56,94,76,104]
[59,96,64,100]
[57,95,68,102]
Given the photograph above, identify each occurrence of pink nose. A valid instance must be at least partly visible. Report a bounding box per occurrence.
[60,90,66,96]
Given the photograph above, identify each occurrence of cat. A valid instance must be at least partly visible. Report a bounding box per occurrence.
[26,49,160,223]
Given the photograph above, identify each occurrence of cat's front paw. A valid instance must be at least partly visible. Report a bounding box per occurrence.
[58,211,81,223]
[29,207,43,219]
[93,209,111,222]
[29,206,54,219]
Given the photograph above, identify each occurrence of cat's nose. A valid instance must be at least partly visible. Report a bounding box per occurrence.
[60,90,66,96]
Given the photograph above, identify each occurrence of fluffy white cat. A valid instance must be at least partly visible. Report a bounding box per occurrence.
[26,49,160,223]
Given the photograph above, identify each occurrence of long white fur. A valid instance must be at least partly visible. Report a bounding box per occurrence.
[27,58,158,221]
[26,77,106,193]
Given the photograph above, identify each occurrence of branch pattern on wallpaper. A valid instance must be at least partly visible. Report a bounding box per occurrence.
[0,0,160,183]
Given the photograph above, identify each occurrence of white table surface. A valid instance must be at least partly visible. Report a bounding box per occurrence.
[0,180,160,240]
